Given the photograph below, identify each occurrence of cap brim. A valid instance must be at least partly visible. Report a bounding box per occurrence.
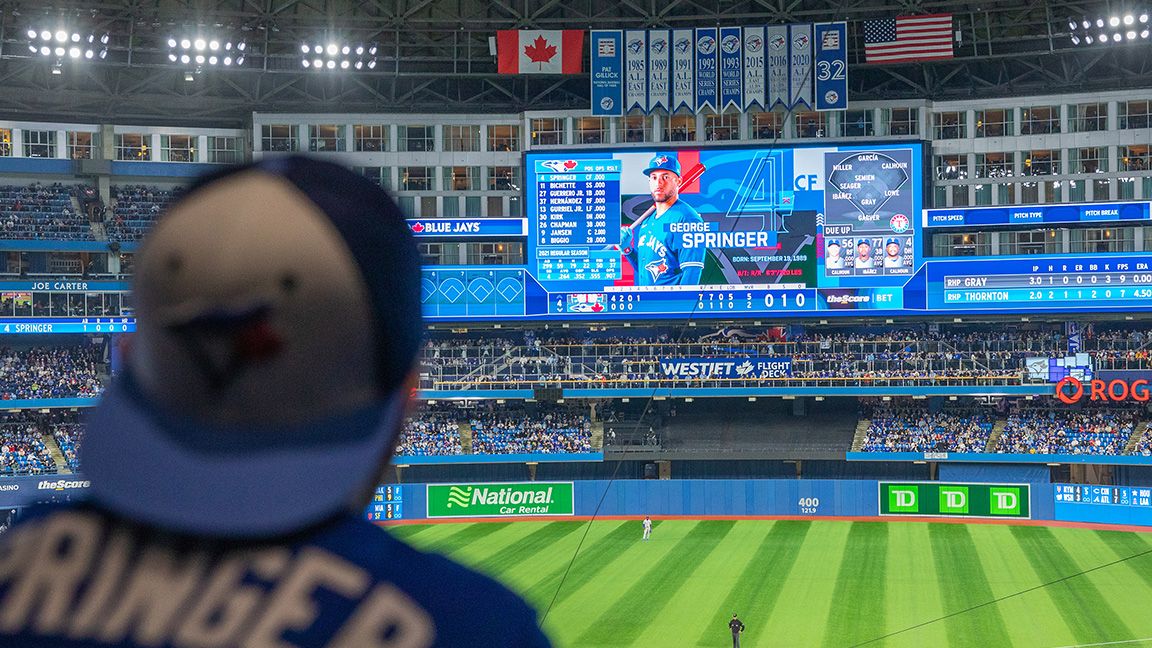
[81,376,404,538]
[643,167,680,177]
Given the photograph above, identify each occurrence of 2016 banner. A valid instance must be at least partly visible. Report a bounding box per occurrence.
[592,23,828,116]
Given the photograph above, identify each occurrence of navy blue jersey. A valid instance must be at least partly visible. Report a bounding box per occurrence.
[0,505,550,648]
[621,200,705,286]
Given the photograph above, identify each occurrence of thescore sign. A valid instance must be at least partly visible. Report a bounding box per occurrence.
[880,482,1030,519]
[657,357,792,380]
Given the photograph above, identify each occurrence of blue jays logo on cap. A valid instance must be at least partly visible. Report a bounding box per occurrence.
[644,154,681,177]
[675,37,691,53]
[886,238,901,247]
[827,239,841,248]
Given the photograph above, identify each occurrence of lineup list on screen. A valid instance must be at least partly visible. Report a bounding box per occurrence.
[534,159,623,282]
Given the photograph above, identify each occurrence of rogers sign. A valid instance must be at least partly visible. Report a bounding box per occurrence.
[1055,376,1151,404]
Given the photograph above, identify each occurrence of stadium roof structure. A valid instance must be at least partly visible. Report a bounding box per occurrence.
[0,0,1143,127]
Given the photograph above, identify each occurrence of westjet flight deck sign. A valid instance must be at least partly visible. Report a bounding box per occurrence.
[658,357,793,380]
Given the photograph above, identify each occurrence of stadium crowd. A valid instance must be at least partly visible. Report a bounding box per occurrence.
[419,325,1108,390]
[106,185,183,242]
[49,411,83,471]
[395,413,462,456]
[0,413,54,476]
[859,403,995,453]
[0,345,104,400]
[390,404,595,456]
[0,183,92,241]
[997,405,1140,455]
[470,410,593,455]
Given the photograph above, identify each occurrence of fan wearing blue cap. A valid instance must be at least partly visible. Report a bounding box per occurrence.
[619,153,705,285]
[883,237,905,269]
[0,157,551,648]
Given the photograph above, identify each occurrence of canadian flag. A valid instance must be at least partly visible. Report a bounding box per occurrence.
[496,30,584,74]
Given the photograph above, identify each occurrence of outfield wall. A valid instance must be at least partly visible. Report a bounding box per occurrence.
[397,479,1062,522]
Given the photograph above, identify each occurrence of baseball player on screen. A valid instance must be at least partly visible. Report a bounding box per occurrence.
[620,153,705,286]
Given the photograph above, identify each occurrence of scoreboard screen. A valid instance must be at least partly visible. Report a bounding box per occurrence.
[417,146,1152,320]
[524,142,925,317]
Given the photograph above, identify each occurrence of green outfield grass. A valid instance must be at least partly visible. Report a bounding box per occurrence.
[391,519,1152,648]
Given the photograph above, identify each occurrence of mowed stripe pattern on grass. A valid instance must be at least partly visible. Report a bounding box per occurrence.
[393,519,1152,648]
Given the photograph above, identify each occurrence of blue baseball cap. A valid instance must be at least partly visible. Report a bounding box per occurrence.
[81,156,422,538]
[826,239,841,248]
[886,238,901,247]
[644,153,682,177]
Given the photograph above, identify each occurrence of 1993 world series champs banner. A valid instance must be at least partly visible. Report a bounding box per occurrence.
[590,22,847,117]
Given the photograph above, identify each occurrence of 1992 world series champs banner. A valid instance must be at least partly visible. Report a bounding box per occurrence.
[590,23,846,117]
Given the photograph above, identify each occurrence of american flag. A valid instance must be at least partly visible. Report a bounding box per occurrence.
[864,14,954,64]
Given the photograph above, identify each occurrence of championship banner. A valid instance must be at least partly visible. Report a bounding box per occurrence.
[658,357,794,380]
[719,27,743,112]
[625,30,648,114]
[814,22,848,111]
[743,26,766,110]
[694,27,718,112]
[767,25,789,109]
[590,30,624,116]
[672,29,695,112]
[789,23,813,109]
[647,30,671,113]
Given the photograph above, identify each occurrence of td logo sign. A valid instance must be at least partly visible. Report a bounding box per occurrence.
[880,483,1029,519]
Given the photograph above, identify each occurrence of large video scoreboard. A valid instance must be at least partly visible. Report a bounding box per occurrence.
[416,144,1152,321]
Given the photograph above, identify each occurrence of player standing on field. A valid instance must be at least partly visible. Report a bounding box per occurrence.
[620,154,705,286]
[729,613,746,647]
[642,515,653,540]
